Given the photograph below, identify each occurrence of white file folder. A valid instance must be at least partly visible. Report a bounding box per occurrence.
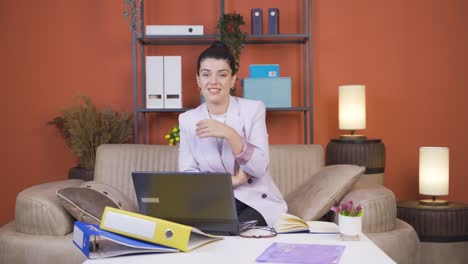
[146,56,164,108]
[163,56,182,108]
[146,25,204,35]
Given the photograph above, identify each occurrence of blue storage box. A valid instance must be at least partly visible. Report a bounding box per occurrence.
[242,77,291,108]
[249,64,280,78]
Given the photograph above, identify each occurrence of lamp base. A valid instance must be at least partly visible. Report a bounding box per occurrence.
[339,134,367,140]
[419,198,449,206]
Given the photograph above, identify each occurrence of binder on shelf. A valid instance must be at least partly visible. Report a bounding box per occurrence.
[146,56,164,109]
[268,8,280,34]
[249,64,280,78]
[72,221,178,259]
[242,77,291,108]
[251,8,263,35]
[146,25,204,35]
[145,56,182,109]
[100,207,223,252]
[163,56,182,109]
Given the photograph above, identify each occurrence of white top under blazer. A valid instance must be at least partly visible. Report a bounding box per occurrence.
[178,96,287,226]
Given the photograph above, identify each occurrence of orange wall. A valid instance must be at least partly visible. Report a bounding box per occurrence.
[1,0,467,226]
[313,0,468,206]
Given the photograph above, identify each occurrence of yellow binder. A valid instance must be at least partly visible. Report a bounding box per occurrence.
[100,207,223,252]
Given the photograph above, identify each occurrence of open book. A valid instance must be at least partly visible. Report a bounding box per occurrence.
[273,213,339,234]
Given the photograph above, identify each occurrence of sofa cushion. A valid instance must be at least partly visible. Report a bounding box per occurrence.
[366,219,420,264]
[15,179,84,236]
[57,181,136,225]
[285,165,365,220]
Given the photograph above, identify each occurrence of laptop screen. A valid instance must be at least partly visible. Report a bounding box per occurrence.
[132,171,240,234]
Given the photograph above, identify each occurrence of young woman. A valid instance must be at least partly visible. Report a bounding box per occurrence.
[178,41,287,227]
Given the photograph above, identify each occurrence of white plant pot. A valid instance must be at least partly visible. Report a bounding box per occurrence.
[339,214,362,236]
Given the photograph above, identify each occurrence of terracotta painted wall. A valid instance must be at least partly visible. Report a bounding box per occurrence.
[313,0,468,206]
[1,0,467,226]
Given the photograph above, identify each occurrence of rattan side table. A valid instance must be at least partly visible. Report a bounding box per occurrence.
[326,138,386,185]
[397,200,468,264]
[397,200,468,242]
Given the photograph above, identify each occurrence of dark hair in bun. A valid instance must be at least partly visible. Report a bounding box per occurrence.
[197,40,237,75]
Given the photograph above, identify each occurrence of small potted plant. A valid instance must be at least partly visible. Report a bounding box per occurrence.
[332,200,364,240]
[217,11,246,96]
[165,126,180,146]
[48,95,133,181]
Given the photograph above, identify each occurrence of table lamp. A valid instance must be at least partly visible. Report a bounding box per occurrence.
[419,147,449,206]
[339,85,366,139]
[327,84,386,185]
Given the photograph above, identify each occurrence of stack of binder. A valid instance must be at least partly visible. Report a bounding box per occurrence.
[73,221,178,259]
[73,207,223,259]
[146,56,182,109]
[242,64,292,108]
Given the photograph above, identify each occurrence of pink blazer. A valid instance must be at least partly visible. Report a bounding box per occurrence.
[178,96,287,226]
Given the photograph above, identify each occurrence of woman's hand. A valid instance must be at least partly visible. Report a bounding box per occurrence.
[232,169,251,188]
[196,119,232,139]
[196,119,244,154]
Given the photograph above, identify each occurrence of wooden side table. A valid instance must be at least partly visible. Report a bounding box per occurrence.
[397,201,468,264]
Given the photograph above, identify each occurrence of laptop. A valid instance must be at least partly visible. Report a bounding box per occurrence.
[131,171,257,235]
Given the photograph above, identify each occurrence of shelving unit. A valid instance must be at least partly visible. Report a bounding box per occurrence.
[131,0,313,144]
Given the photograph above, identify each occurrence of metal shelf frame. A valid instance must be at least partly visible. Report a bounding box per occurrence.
[132,0,313,144]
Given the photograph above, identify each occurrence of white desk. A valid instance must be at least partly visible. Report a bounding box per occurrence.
[84,233,395,264]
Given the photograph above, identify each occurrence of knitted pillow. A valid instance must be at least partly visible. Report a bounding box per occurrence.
[285,165,365,220]
[56,181,136,225]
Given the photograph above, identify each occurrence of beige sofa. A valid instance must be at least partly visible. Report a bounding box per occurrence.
[0,144,420,264]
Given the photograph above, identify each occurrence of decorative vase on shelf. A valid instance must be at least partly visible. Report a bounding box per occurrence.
[338,214,362,241]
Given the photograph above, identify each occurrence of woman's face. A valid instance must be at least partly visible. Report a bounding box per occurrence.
[197,58,236,105]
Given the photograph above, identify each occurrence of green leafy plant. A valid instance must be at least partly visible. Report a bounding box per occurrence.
[48,96,133,169]
[165,126,180,146]
[123,0,143,36]
[217,11,246,95]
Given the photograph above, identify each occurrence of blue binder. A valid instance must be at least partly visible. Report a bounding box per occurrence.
[251,8,263,35]
[249,64,280,78]
[268,8,280,34]
[72,221,178,259]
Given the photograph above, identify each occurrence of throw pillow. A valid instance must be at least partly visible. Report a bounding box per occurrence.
[56,181,137,225]
[285,164,365,221]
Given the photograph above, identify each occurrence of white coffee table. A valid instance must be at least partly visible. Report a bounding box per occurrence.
[83,233,395,264]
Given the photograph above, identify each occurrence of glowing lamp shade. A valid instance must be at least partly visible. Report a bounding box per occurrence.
[419,147,449,206]
[339,85,366,139]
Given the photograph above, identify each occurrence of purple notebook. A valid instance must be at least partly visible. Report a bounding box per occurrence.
[256,242,345,264]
